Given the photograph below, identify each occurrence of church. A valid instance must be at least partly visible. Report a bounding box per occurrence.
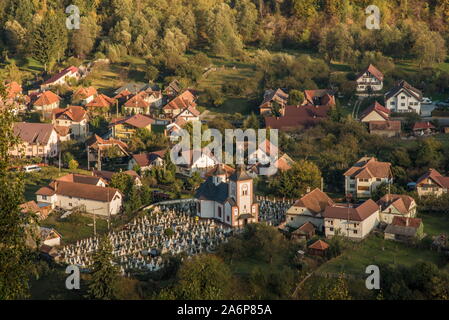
[194,165,259,228]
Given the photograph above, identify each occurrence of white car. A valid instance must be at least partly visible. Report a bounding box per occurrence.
[422,97,432,104]
[23,165,42,173]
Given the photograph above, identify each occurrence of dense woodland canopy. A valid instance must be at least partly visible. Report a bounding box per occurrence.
[1,0,448,74]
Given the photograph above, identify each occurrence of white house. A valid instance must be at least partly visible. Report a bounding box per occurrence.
[40,227,62,247]
[359,101,391,122]
[11,122,59,159]
[377,194,417,224]
[385,80,422,114]
[40,66,80,90]
[128,150,166,172]
[323,200,380,240]
[52,106,89,139]
[36,180,123,216]
[195,165,259,228]
[344,157,393,198]
[286,188,334,231]
[356,64,384,93]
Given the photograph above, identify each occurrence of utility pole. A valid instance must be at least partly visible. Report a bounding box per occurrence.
[58,150,61,172]
[97,147,101,171]
[87,146,90,170]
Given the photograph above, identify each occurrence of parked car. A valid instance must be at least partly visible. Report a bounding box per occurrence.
[422,97,432,104]
[23,164,42,172]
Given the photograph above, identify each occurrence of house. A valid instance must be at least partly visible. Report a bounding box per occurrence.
[36,180,123,216]
[141,89,163,108]
[10,122,59,159]
[85,94,116,114]
[368,121,401,137]
[165,117,187,141]
[20,200,52,220]
[52,106,88,139]
[123,93,151,114]
[56,173,108,187]
[416,168,449,197]
[72,86,97,105]
[303,89,336,107]
[40,227,62,247]
[162,90,197,118]
[175,147,220,174]
[377,194,417,224]
[111,114,155,140]
[344,157,393,198]
[128,150,167,172]
[205,164,236,179]
[385,80,422,114]
[164,79,182,98]
[307,240,329,257]
[384,217,424,242]
[264,104,332,131]
[40,66,79,90]
[86,134,129,165]
[114,83,155,96]
[33,90,61,115]
[92,170,142,187]
[360,101,391,122]
[291,222,316,240]
[286,188,334,231]
[174,106,201,122]
[323,199,380,239]
[195,165,259,228]
[356,64,384,93]
[54,125,71,142]
[259,88,289,116]
[39,244,59,260]
[413,121,436,136]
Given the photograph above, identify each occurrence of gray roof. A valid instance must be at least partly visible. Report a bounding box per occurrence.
[230,166,252,182]
[13,122,55,145]
[385,80,422,101]
[195,177,229,203]
[114,83,158,95]
[384,224,417,237]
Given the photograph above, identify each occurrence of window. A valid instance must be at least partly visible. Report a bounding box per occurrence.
[401,103,405,106]
[353,230,358,234]
[242,184,248,196]
[290,217,294,221]
[218,207,222,218]
[330,227,334,232]
[226,216,230,222]
[69,203,73,207]
[401,96,405,99]
[42,195,47,200]
[376,178,381,181]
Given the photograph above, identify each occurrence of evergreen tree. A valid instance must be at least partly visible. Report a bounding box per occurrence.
[88,235,120,300]
[0,83,32,299]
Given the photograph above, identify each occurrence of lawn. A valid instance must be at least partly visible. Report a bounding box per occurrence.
[417,211,449,237]
[22,166,91,201]
[41,211,108,245]
[317,235,442,277]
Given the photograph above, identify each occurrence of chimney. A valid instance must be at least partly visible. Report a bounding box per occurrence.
[405,218,409,227]
[54,181,58,192]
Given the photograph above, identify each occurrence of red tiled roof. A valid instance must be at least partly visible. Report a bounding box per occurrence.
[293,188,334,214]
[132,150,167,167]
[52,105,87,122]
[86,94,115,108]
[324,199,379,221]
[360,101,391,121]
[42,66,79,85]
[416,168,449,189]
[36,180,121,202]
[73,86,97,99]
[344,157,392,179]
[378,194,415,215]
[391,216,422,229]
[163,90,196,112]
[33,91,61,106]
[56,173,105,185]
[124,94,150,109]
[259,88,289,108]
[111,114,154,129]
[54,125,70,137]
[13,122,56,145]
[357,64,384,82]
[304,89,335,106]
[308,239,329,250]
[6,81,22,99]
[265,104,331,130]
[413,122,435,131]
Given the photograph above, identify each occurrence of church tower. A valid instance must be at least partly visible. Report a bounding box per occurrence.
[229,165,259,227]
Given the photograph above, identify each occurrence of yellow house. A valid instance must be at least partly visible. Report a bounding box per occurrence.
[111,114,154,141]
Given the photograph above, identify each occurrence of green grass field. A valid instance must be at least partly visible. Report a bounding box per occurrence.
[418,211,449,237]
[317,235,442,277]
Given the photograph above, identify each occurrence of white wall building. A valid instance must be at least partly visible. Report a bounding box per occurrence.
[385,80,422,114]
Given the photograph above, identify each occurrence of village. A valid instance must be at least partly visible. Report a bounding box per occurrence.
[2,0,449,302]
[1,58,449,300]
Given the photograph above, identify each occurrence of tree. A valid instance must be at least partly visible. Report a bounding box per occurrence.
[243,113,260,130]
[269,160,322,198]
[30,10,68,71]
[88,235,120,300]
[110,172,133,197]
[315,273,351,300]
[186,171,202,191]
[71,13,100,58]
[160,254,235,300]
[68,159,79,171]
[288,90,305,105]
[0,83,32,299]
[413,29,447,67]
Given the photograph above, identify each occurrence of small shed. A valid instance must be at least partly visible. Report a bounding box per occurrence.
[308,239,329,257]
[292,222,316,240]
[384,217,423,242]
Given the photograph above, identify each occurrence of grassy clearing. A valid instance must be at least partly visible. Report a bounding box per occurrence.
[41,211,108,245]
[317,235,441,277]
[418,211,449,237]
[22,166,91,201]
